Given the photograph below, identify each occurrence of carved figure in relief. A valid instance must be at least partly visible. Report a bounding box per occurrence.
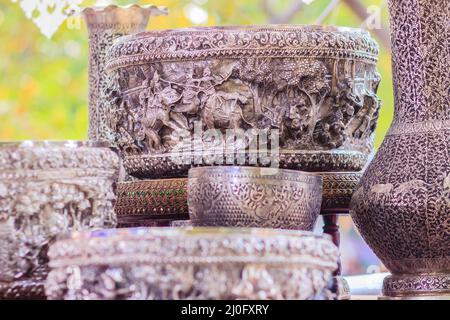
[349,72,381,140]
[335,78,362,120]
[313,113,346,149]
[312,78,356,148]
[171,64,204,115]
[137,71,190,152]
[107,56,380,155]
[137,73,167,152]
[282,92,314,148]
[349,94,380,139]
[202,90,250,130]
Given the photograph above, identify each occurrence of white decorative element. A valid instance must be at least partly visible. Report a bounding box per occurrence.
[302,0,315,4]
[11,0,83,39]
[183,4,208,25]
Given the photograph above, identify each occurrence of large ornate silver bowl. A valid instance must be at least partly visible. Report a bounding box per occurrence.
[45,227,339,300]
[0,141,121,299]
[188,166,322,230]
[105,25,381,179]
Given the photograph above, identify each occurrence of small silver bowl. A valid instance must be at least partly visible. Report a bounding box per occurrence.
[188,166,323,230]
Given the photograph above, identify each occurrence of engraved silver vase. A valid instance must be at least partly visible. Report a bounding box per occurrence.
[83,4,167,142]
[350,0,449,299]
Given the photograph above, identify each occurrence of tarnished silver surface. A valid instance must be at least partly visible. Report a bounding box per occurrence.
[84,4,167,142]
[350,0,449,298]
[0,141,121,299]
[188,166,322,230]
[382,273,450,299]
[45,227,339,300]
[321,171,362,213]
[105,25,381,178]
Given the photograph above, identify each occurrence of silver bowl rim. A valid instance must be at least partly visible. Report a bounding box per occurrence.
[128,24,370,40]
[188,165,323,182]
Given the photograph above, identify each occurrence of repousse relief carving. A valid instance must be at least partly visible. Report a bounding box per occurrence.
[105,26,381,178]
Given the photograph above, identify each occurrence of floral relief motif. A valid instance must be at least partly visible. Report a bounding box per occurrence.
[0,143,120,299]
[227,182,299,224]
[46,264,336,300]
[188,167,322,230]
[45,228,338,300]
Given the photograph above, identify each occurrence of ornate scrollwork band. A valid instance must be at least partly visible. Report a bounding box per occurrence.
[383,273,450,298]
[45,227,339,300]
[107,26,379,70]
[123,151,368,179]
[0,142,121,299]
[387,120,450,136]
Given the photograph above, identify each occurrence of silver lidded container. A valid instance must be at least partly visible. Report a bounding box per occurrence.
[45,227,339,300]
[0,141,122,299]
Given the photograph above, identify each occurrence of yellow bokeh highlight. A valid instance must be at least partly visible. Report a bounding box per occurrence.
[1,0,395,149]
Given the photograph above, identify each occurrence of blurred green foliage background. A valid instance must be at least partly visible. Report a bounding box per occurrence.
[0,0,393,148]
